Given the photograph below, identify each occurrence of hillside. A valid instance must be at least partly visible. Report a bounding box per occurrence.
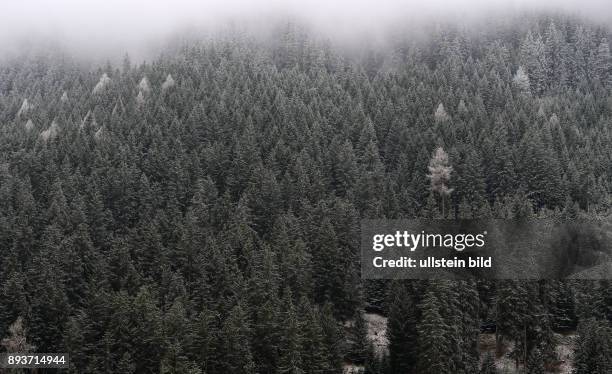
[1,13,612,373]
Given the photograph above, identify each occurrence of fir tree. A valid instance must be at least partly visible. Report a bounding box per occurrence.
[480,352,497,374]
[417,288,451,374]
[427,147,453,217]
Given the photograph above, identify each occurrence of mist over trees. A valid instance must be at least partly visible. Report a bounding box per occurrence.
[0,10,611,374]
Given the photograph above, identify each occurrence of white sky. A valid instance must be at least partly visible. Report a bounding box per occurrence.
[0,0,610,59]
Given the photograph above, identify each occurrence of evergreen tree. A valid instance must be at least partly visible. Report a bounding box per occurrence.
[217,302,256,374]
[526,347,545,374]
[417,288,451,374]
[513,66,531,95]
[278,289,304,374]
[1,316,36,353]
[427,147,453,216]
[387,282,419,373]
[0,14,610,374]
[573,319,612,374]
[480,352,497,374]
[595,38,612,86]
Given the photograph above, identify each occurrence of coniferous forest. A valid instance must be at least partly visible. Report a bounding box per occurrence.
[1,9,612,374]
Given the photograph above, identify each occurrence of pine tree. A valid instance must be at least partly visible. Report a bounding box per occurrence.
[520,31,547,94]
[513,66,531,95]
[217,302,256,374]
[387,282,419,373]
[132,287,164,373]
[248,246,281,373]
[320,303,344,373]
[480,352,497,374]
[417,289,451,373]
[434,103,450,122]
[573,319,612,374]
[544,21,565,88]
[298,298,329,374]
[0,17,612,374]
[427,147,453,216]
[595,38,612,87]
[454,149,487,218]
[278,289,304,374]
[349,312,370,365]
[526,347,545,374]
[116,352,136,374]
[356,140,385,217]
[1,316,36,353]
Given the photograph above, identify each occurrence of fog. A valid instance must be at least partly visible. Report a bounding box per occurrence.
[1,0,611,60]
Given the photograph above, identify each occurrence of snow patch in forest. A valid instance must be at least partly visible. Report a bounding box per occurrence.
[343,364,365,374]
[364,312,388,356]
[555,333,576,374]
[478,333,577,374]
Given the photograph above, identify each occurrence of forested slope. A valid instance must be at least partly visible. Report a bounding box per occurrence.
[1,14,612,373]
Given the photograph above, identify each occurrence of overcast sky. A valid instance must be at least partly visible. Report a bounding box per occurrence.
[0,0,610,59]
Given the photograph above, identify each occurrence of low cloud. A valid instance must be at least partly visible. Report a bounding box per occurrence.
[0,0,610,59]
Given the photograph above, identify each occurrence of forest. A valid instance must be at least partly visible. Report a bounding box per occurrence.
[0,10,612,374]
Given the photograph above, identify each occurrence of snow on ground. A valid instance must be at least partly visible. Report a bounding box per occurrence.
[343,363,365,374]
[479,332,578,374]
[479,333,519,373]
[554,333,577,374]
[364,312,389,356]
[350,312,577,373]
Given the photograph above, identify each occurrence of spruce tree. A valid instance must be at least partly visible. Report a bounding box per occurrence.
[417,289,451,374]
[480,352,497,374]
[427,147,453,217]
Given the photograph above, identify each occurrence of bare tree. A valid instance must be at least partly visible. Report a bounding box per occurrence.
[513,66,531,95]
[427,147,453,217]
[1,317,36,353]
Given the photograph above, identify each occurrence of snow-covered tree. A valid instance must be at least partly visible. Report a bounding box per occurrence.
[573,319,612,374]
[162,74,175,91]
[417,290,451,373]
[526,347,545,374]
[434,103,450,122]
[544,21,566,87]
[595,38,611,86]
[24,119,34,132]
[480,352,497,374]
[520,31,547,94]
[1,316,35,353]
[17,98,32,117]
[138,77,151,94]
[40,120,60,141]
[136,91,146,107]
[94,125,107,141]
[93,73,111,94]
[457,99,468,114]
[427,147,453,216]
[513,66,531,95]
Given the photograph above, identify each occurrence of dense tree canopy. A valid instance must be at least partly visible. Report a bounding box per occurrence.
[0,13,611,373]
